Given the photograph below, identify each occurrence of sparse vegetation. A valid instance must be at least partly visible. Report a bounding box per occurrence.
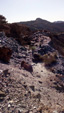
[29,46,36,51]
[0,15,32,46]
[0,15,7,24]
[33,53,43,62]
[42,52,57,65]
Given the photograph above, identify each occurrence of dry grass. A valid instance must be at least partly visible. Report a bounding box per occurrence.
[42,52,57,65]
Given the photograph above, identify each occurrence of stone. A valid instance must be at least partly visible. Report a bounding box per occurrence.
[0,70,3,74]
[0,91,6,101]
[0,46,12,62]
[29,112,33,113]
[3,69,9,76]
[38,81,42,84]
[37,105,43,113]
[53,110,58,113]
[30,85,35,91]
[33,93,41,101]
[21,61,33,73]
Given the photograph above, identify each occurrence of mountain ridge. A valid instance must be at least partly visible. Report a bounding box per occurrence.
[18,18,64,33]
[53,21,64,23]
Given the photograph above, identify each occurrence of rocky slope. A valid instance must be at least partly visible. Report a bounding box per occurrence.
[0,32,64,113]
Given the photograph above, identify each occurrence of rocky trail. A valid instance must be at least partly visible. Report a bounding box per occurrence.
[0,32,64,113]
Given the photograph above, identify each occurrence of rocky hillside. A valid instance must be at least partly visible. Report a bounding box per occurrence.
[0,31,64,113]
[0,15,64,113]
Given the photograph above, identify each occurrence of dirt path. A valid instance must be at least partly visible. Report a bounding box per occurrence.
[0,62,64,112]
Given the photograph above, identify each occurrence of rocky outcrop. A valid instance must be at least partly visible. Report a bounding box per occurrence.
[0,46,12,62]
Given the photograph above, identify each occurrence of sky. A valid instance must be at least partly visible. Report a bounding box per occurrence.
[0,0,64,23]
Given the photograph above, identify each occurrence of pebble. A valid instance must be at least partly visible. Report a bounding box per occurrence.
[53,110,58,113]
[38,81,42,84]
[8,104,11,108]
[33,106,36,109]
[30,85,35,91]
[0,70,3,74]
[29,111,33,113]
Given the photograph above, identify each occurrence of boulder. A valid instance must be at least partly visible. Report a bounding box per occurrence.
[21,61,33,73]
[0,46,12,62]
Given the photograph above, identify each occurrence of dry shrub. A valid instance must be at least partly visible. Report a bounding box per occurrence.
[9,23,32,45]
[0,24,10,36]
[0,46,12,62]
[29,46,36,50]
[9,23,21,38]
[0,15,32,46]
[42,52,57,65]
[33,53,43,62]
[10,23,31,37]
[0,15,7,24]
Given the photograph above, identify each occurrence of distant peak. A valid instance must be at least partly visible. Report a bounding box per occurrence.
[36,18,43,21]
[35,18,51,23]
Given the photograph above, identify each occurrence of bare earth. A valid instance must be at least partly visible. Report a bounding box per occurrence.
[0,62,64,113]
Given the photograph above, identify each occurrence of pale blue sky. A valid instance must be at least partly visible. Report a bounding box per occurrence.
[0,0,64,23]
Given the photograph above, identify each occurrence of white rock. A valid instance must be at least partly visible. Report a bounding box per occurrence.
[8,104,11,108]
[53,110,58,113]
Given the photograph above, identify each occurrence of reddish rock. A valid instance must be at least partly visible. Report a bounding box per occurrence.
[21,61,33,73]
[0,46,12,62]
